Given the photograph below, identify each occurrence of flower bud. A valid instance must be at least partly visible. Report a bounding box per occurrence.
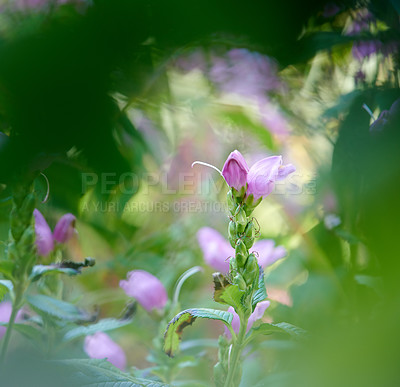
[228,221,238,248]
[243,253,259,286]
[33,209,54,257]
[235,239,248,268]
[233,274,246,291]
[229,256,238,273]
[243,221,255,249]
[221,150,249,192]
[53,213,76,243]
[226,190,236,216]
[119,270,168,312]
[84,332,126,370]
[235,207,247,234]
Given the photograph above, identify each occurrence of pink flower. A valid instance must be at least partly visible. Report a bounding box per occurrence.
[246,155,296,200]
[119,270,168,312]
[197,227,286,272]
[0,301,23,340]
[225,301,270,338]
[197,227,234,273]
[84,332,126,370]
[222,151,249,192]
[33,209,54,257]
[53,213,76,243]
[33,209,77,256]
[251,240,286,267]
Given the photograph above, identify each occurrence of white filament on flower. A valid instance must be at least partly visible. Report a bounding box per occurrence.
[40,172,50,203]
[362,103,376,121]
[191,161,228,186]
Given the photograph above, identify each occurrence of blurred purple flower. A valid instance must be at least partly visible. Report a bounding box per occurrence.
[84,332,126,370]
[209,49,282,98]
[352,40,382,61]
[175,50,207,74]
[34,209,77,256]
[53,213,76,243]
[247,155,296,200]
[221,150,249,192]
[369,98,400,133]
[33,209,54,257]
[119,270,168,312]
[0,301,23,340]
[197,227,287,272]
[13,0,82,11]
[323,3,341,18]
[346,9,375,36]
[225,300,270,338]
[258,98,291,136]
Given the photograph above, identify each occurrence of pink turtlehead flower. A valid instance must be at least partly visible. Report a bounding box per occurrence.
[197,227,286,273]
[53,213,76,243]
[222,151,249,192]
[246,155,296,200]
[33,209,54,257]
[33,209,76,256]
[0,301,23,340]
[84,332,126,370]
[119,270,168,312]
[225,301,270,338]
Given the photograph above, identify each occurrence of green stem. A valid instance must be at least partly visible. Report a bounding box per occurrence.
[224,314,247,387]
[0,287,23,366]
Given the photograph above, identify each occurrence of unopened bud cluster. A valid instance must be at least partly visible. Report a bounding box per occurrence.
[226,189,260,291]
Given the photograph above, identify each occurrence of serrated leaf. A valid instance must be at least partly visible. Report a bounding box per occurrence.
[58,358,168,386]
[27,294,91,322]
[213,272,244,311]
[247,322,307,343]
[0,280,13,301]
[63,318,132,342]
[273,322,307,337]
[164,308,233,357]
[30,265,79,281]
[251,268,267,311]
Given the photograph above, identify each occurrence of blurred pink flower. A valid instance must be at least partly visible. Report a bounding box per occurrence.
[251,240,286,267]
[0,301,23,340]
[53,213,76,243]
[33,209,54,257]
[34,209,77,256]
[221,150,249,192]
[119,270,168,312]
[267,287,292,307]
[197,227,287,272]
[84,332,126,370]
[197,227,234,273]
[225,301,270,338]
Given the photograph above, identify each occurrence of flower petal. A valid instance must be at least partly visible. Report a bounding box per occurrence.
[247,156,282,200]
[84,332,127,370]
[221,150,249,191]
[53,213,76,243]
[33,209,54,256]
[252,240,286,268]
[197,227,234,272]
[247,300,270,330]
[119,270,168,312]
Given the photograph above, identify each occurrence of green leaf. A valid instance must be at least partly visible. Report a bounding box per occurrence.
[164,308,233,357]
[0,280,13,301]
[29,265,79,281]
[0,261,14,279]
[58,358,168,386]
[247,322,307,343]
[26,294,91,322]
[63,318,132,342]
[0,322,42,341]
[251,268,267,311]
[213,272,245,312]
